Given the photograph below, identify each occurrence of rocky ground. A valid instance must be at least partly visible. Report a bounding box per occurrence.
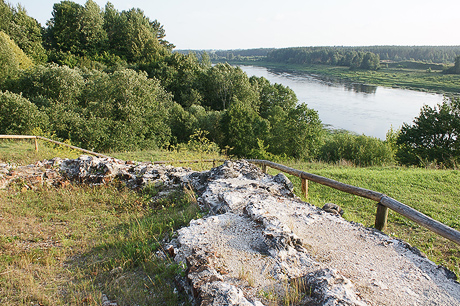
[1,156,459,305]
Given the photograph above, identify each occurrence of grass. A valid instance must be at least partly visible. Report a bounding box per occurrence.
[0,139,81,165]
[0,181,201,306]
[272,161,460,279]
[1,140,459,304]
[225,59,460,95]
[0,138,224,171]
[0,140,203,305]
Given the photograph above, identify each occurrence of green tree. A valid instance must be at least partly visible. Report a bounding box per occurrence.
[81,68,172,151]
[0,90,48,134]
[143,52,203,108]
[79,0,107,54]
[249,76,297,118]
[396,97,460,167]
[11,64,84,106]
[283,104,324,160]
[9,6,47,63]
[0,1,46,63]
[0,31,33,84]
[221,98,269,157]
[46,0,107,56]
[199,63,259,111]
[45,1,83,53]
[167,102,198,144]
[103,5,170,63]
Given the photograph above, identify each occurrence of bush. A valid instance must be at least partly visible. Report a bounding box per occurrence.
[0,90,48,134]
[396,96,460,167]
[320,132,395,166]
[0,31,33,84]
[11,64,84,106]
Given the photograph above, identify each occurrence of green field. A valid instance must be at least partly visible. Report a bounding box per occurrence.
[0,140,459,305]
[223,59,460,95]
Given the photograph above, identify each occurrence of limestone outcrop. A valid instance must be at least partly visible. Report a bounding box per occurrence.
[1,156,459,305]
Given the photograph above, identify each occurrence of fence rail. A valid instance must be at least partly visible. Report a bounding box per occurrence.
[247,159,460,246]
[0,135,112,158]
[0,135,225,167]
[2,135,458,245]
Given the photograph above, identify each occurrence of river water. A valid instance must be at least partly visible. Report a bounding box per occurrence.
[239,65,444,139]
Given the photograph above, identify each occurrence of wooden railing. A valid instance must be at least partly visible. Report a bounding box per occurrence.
[0,135,225,167]
[247,159,460,246]
[0,135,112,159]
[2,135,458,245]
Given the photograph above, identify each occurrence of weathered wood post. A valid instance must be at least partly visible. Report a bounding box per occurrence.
[301,178,308,200]
[261,164,267,174]
[375,202,389,231]
[34,137,38,152]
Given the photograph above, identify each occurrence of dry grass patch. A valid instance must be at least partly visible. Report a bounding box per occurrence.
[0,181,201,305]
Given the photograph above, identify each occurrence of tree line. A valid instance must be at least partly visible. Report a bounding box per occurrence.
[204,46,460,66]
[266,47,381,70]
[1,0,459,168]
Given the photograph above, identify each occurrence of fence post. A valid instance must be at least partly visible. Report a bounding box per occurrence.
[34,137,38,152]
[262,164,267,174]
[375,203,389,231]
[301,178,308,200]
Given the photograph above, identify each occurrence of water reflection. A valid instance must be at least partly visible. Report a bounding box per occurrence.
[344,83,378,94]
[239,65,443,139]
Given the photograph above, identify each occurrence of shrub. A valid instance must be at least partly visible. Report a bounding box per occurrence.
[0,31,33,84]
[11,64,84,106]
[320,132,395,166]
[0,90,48,134]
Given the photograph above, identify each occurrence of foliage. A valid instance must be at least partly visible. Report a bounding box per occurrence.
[6,65,173,152]
[0,0,46,63]
[0,0,330,160]
[11,64,84,106]
[199,63,259,111]
[266,104,324,160]
[142,52,204,108]
[167,102,198,144]
[267,47,380,70]
[249,76,297,118]
[444,56,460,74]
[266,46,460,66]
[0,90,48,134]
[319,131,395,166]
[0,31,33,84]
[186,129,220,155]
[396,96,460,167]
[44,0,105,56]
[74,68,173,151]
[221,98,270,157]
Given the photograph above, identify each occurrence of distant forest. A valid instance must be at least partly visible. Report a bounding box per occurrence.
[179,46,460,71]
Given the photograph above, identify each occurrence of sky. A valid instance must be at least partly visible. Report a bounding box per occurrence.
[7,0,460,50]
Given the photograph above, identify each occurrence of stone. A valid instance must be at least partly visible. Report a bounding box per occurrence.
[322,202,344,216]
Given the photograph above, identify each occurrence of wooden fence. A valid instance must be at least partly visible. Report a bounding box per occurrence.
[1,135,458,246]
[0,135,225,167]
[247,159,460,246]
[0,135,112,159]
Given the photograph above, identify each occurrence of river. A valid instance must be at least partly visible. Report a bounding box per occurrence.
[239,65,444,139]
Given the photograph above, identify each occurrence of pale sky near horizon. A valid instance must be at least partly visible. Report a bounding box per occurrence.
[7,0,460,50]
